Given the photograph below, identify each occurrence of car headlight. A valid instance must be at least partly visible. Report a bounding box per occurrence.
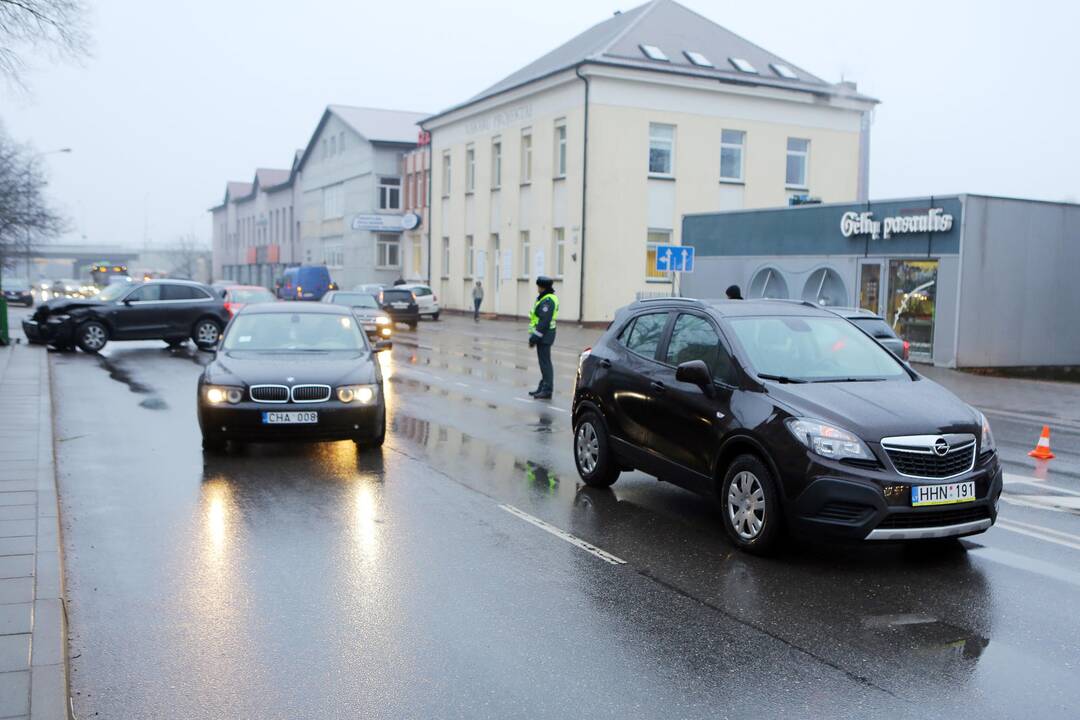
[204,385,243,404]
[337,384,377,404]
[785,418,873,462]
[978,411,995,452]
[375,316,390,325]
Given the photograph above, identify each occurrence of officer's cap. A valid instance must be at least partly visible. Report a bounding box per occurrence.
[535,275,554,289]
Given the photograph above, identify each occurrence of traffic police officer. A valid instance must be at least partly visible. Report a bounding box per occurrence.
[528,276,558,399]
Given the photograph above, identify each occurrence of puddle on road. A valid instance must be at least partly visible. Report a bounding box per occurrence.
[94,353,169,410]
[861,613,990,661]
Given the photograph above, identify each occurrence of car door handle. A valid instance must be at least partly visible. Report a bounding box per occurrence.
[598,358,611,368]
[650,381,666,393]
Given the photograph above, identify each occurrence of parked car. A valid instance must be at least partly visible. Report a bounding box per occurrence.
[352,283,385,295]
[571,297,1001,555]
[2,278,33,307]
[321,290,393,341]
[277,265,336,301]
[220,285,276,316]
[22,279,230,353]
[826,307,909,360]
[396,283,440,320]
[196,303,390,451]
[377,287,420,329]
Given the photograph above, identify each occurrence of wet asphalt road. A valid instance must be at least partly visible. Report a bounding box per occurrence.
[11,305,1080,719]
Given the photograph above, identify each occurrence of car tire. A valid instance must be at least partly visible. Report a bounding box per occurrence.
[355,413,386,450]
[75,321,109,354]
[719,454,783,555]
[573,411,620,487]
[432,311,440,321]
[165,337,187,349]
[408,321,418,331]
[201,433,226,453]
[192,318,222,349]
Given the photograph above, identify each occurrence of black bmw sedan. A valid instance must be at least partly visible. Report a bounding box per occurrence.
[571,297,1002,555]
[197,303,390,452]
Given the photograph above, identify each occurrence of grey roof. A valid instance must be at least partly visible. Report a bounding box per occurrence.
[225,181,252,200]
[328,105,429,145]
[254,167,290,189]
[427,0,874,123]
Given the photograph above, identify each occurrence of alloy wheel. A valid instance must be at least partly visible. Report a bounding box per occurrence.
[196,321,219,345]
[575,422,600,475]
[727,470,766,540]
[82,325,106,350]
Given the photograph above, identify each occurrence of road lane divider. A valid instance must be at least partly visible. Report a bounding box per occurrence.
[499,504,626,565]
[996,518,1080,552]
[1003,474,1080,497]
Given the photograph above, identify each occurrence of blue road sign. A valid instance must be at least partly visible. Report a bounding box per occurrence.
[654,244,695,273]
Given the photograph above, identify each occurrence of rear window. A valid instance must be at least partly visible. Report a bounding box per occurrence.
[850,317,898,339]
[411,286,432,297]
[228,288,275,304]
[329,292,378,308]
[382,290,414,302]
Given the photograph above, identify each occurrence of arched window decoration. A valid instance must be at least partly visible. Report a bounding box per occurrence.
[749,267,789,299]
[802,267,848,306]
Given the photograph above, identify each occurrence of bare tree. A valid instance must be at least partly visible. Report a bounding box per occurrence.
[0,0,89,85]
[0,130,66,273]
[165,234,208,280]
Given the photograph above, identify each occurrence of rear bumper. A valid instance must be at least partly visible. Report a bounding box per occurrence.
[385,310,419,323]
[198,401,383,441]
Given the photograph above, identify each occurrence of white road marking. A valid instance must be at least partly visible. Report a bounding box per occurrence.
[1000,496,1079,515]
[970,545,1080,588]
[499,504,626,565]
[996,519,1080,552]
[1004,475,1080,497]
[514,397,533,403]
[455,382,470,388]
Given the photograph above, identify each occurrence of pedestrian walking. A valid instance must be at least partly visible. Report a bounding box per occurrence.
[472,281,484,320]
[528,276,558,399]
[726,284,743,300]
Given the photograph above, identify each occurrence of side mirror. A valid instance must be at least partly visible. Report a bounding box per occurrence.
[675,360,715,396]
[122,299,132,306]
[374,340,392,353]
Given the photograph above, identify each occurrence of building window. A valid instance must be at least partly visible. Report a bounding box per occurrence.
[464,235,475,277]
[645,229,673,281]
[519,230,530,277]
[376,234,401,268]
[411,238,422,276]
[554,121,567,178]
[648,123,674,176]
[786,138,809,188]
[749,266,790,299]
[442,151,451,197]
[322,184,344,219]
[491,138,502,189]
[720,129,745,181]
[520,129,532,183]
[323,238,344,269]
[441,237,450,279]
[378,177,401,210]
[465,145,476,192]
[553,227,565,277]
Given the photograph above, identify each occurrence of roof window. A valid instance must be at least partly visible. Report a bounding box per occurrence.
[770,63,798,79]
[640,44,669,62]
[729,57,758,74]
[683,50,713,67]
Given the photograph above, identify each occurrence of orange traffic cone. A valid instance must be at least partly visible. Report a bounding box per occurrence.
[1028,425,1055,460]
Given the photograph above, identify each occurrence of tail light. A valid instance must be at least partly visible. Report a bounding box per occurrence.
[902,340,911,360]
[433,294,437,302]
[378,291,384,303]
[410,292,417,302]
[224,302,236,316]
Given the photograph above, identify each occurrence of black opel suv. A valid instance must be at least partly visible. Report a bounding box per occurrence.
[571,298,1001,555]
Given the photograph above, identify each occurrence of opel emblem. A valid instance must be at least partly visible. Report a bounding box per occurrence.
[933,437,950,456]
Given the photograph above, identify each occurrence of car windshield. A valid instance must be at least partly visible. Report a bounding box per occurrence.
[329,292,378,308]
[728,315,907,381]
[228,288,275,304]
[223,312,367,351]
[96,283,129,302]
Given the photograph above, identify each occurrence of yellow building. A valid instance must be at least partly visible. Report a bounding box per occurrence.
[421,0,878,322]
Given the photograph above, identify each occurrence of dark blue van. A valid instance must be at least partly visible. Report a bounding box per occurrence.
[276,265,335,301]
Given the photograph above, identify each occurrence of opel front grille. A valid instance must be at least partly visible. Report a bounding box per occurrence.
[290,384,331,403]
[880,434,977,480]
[250,385,289,403]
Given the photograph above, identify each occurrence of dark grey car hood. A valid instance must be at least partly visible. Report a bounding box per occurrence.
[204,350,378,388]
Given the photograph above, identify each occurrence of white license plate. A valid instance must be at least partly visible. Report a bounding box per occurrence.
[392,302,408,309]
[261,411,318,425]
[362,324,376,331]
[911,481,975,507]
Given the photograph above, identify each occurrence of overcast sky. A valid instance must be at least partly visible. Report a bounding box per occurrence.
[3,0,1077,248]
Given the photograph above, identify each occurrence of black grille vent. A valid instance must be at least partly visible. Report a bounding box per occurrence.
[250,385,289,403]
[291,384,331,402]
[878,505,989,529]
[886,444,975,479]
[816,502,872,523]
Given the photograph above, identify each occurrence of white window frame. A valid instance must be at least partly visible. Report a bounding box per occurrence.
[645,229,673,283]
[378,176,401,210]
[786,138,810,188]
[491,138,502,190]
[465,144,476,193]
[322,183,344,220]
[554,121,567,178]
[720,129,746,182]
[519,230,531,278]
[441,151,451,197]
[441,237,450,279]
[465,235,474,278]
[376,234,401,269]
[520,129,532,184]
[323,238,344,269]
[648,123,675,177]
[553,227,565,278]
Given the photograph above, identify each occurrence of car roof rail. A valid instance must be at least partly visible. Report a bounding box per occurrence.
[636,296,703,305]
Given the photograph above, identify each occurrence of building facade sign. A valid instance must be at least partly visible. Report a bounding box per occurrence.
[350,214,406,232]
[841,208,954,240]
[465,104,533,136]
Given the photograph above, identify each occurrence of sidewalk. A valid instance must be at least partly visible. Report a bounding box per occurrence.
[919,364,1080,428]
[0,341,70,719]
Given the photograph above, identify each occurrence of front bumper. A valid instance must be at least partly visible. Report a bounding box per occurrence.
[787,454,1003,542]
[197,399,384,442]
[21,317,74,345]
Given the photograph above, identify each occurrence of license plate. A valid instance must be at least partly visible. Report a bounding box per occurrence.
[911,481,975,507]
[392,302,408,309]
[261,411,318,425]
[362,324,375,331]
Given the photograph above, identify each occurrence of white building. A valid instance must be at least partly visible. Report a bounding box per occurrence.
[421,0,878,322]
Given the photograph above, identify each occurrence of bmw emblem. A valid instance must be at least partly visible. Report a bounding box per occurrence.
[286,376,295,383]
[933,437,950,456]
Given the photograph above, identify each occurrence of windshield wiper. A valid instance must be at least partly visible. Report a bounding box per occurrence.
[807,376,887,383]
[757,373,806,384]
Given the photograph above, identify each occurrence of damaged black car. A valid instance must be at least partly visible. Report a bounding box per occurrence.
[22,279,230,353]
